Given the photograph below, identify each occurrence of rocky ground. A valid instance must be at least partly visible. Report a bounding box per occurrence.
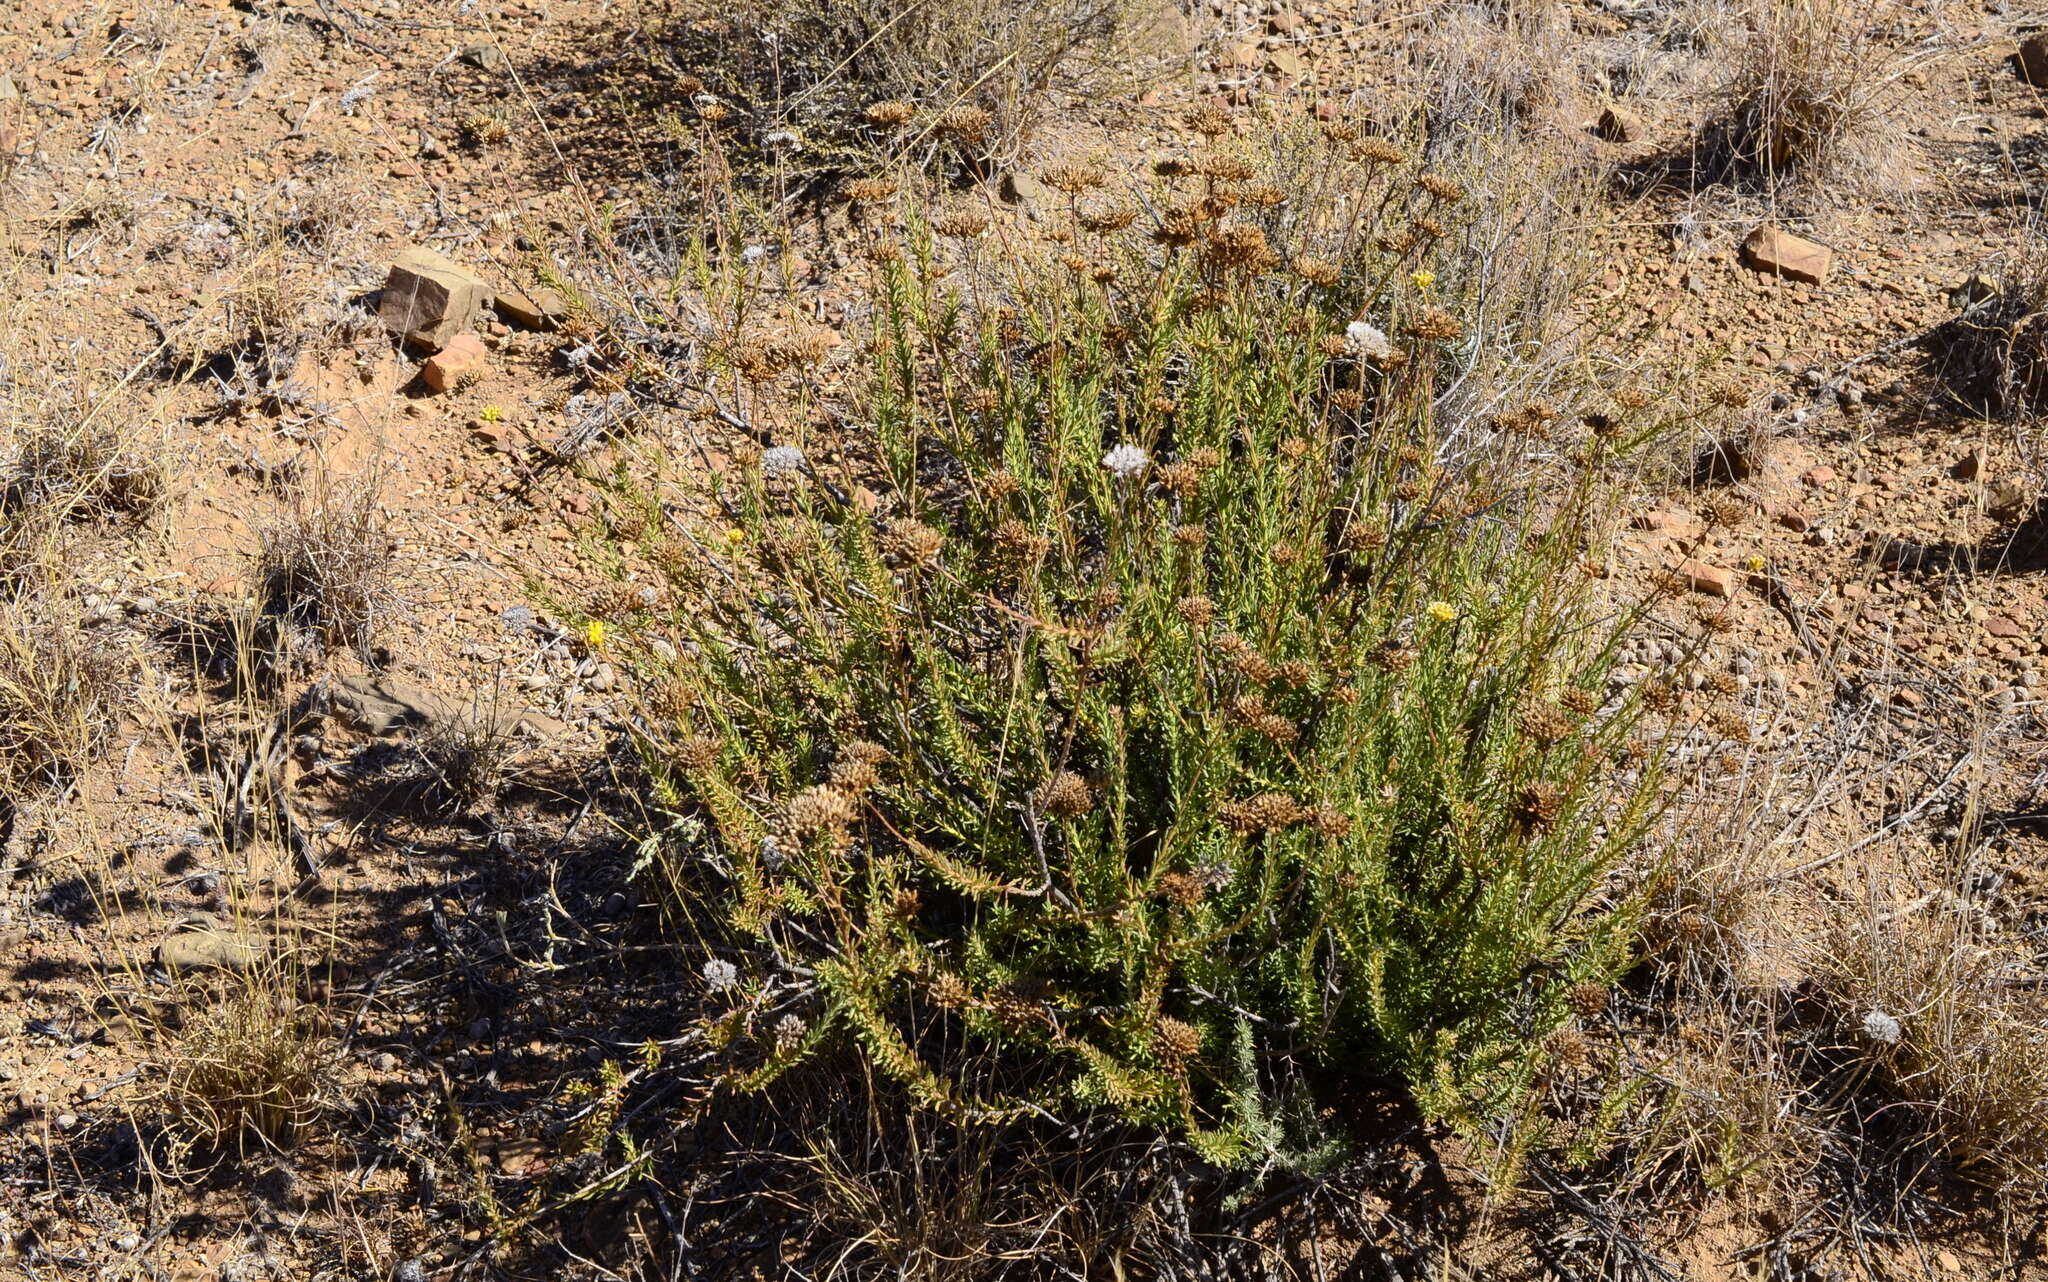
[1,0,2046,1278]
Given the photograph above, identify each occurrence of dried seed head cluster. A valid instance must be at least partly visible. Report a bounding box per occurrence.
[1415,172,1466,203]
[1040,161,1109,195]
[882,517,944,569]
[788,784,860,842]
[829,741,887,794]
[1041,770,1094,819]
[1154,1016,1203,1067]
[1159,870,1206,908]
[1200,224,1277,274]
[1293,255,1341,287]
[862,100,915,128]
[676,734,721,772]
[1519,703,1573,745]
[1220,791,1305,835]
[933,209,992,239]
[1516,783,1564,832]
[937,104,991,143]
[1175,594,1217,627]
[1078,202,1138,234]
[1405,308,1465,343]
[842,176,900,204]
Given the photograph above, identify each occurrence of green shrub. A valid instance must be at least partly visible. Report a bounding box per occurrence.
[638,128,1669,1160]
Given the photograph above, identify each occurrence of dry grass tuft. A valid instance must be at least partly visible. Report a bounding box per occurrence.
[1694,0,1904,194]
[157,981,339,1158]
[255,474,396,657]
[411,698,522,815]
[1815,902,2048,1198]
[0,587,126,798]
[718,0,1171,166]
[3,417,166,520]
[1929,238,2048,420]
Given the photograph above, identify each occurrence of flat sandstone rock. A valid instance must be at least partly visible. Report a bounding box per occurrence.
[378,246,493,349]
[1741,226,1832,286]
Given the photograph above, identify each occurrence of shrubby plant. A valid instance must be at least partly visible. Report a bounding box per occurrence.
[636,120,1670,1159]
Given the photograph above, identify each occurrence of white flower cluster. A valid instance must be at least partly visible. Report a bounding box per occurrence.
[702,958,740,992]
[1101,443,1149,479]
[1860,1009,1902,1045]
[1345,320,1393,361]
[761,445,806,476]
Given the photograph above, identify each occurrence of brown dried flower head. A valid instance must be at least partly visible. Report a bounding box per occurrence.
[933,209,991,239]
[863,100,915,128]
[1516,782,1564,832]
[936,103,991,143]
[882,517,944,569]
[1293,255,1341,288]
[1415,172,1465,203]
[1154,1016,1203,1065]
[1040,161,1109,195]
[1041,770,1094,819]
[842,176,900,204]
[1405,308,1464,343]
[1175,594,1217,627]
[787,784,859,839]
[1519,703,1572,746]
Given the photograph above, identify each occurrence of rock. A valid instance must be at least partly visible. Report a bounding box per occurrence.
[325,674,567,740]
[493,287,566,330]
[156,921,268,974]
[0,74,17,101]
[999,169,1051,214]
[494,1136,550,1176]
[1594,104,1639,143]
[1772,506,1812,533]
[1951,273,1998,308]
[422,333,487,393]
[1631,509,1698,535]
[1741,226,1833,286]
[459,42,508,73]
[1984,616,2024,639]
[377,246,493,349]
[1128,0,1200,57]
[2020,33,2048,87]
[1800,466,1836,486]
[1674,559,1735,598]
[1264,48,1309,82]
[1951,449,1985,481]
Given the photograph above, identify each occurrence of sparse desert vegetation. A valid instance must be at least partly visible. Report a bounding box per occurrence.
[1,1,2047,1280]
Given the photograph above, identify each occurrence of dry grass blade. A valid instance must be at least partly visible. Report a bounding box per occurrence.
[255,472,396,658]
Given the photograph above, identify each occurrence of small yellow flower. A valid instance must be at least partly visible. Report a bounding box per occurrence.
[1746,554,1766,572]
[478,405,505,423]
[724,527,747,544]
[1411,270,1436,292]
[587,619,609,649]
[1427,600,1457,623]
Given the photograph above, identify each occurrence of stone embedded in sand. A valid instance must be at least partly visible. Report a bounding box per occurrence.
[378,245,493,349]
[493,287,566,330]
[1594,104,1640,143]
[1674,559,1735,598]
[422,332,487,392]
[157,923,268,974]
[2019,33,2048,87]
[1741,226,1833,286]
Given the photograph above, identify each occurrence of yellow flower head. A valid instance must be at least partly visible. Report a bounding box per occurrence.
[1427,600,1457,623]
[1745,554,1766,572]
[724,527,747,544]
[1411,270,1436,292]
[587,619,609,649]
